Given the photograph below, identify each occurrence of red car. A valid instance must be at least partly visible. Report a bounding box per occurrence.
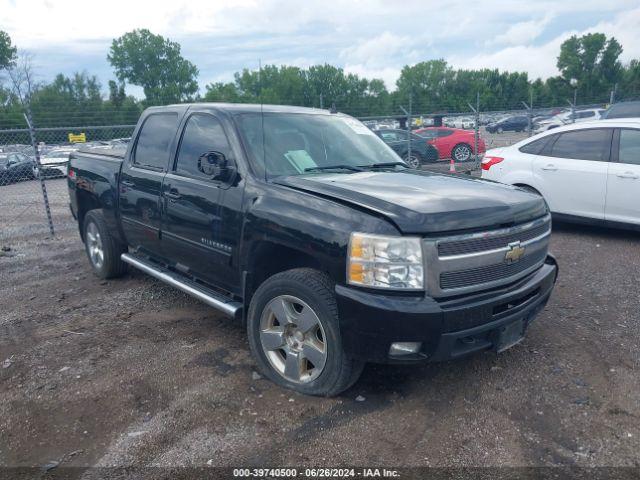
[414,127,485,162]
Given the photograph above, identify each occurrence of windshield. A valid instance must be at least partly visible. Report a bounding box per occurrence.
[235,113,405,178]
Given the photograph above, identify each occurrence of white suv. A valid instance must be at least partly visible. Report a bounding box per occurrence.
[481,119,640,228]
[533,108,605,134]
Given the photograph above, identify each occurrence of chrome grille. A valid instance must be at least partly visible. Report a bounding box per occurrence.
[438,219,551,257]
[440,250,547,290]
[423,214,551,297]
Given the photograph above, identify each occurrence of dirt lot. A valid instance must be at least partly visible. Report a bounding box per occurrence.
[1,178,639,476]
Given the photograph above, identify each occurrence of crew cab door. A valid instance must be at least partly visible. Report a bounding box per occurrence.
[161,111,244,294]
[532,128,612,220]
[605,128,640,225]
[119,111,181,258]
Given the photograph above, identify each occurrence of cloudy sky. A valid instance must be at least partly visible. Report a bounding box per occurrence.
[2,0,640,96]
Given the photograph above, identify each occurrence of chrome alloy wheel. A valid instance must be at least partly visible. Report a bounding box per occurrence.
[453,144,472,162]
[259,295,327,384]
[86,221,104,269]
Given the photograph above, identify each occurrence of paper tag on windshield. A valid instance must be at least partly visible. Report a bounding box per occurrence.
[342,117,375,136]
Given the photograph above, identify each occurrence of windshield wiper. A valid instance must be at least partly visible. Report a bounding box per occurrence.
[357,162,407,169]
[304,165,363,173]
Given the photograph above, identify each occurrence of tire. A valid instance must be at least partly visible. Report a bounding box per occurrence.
[403,153,422,169]
[451,143,473,162]
[83,210,128,279]
[247,268,364,397]
[497,127,504,134]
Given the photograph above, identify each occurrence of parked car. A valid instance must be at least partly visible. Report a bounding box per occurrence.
[601,100,640,119]
[68,103,557,396]
[414,127,486,162]
[450,117,475,129]
[481,119,640,229]
[533,108,605,133]
[38,149,74,177]
[374,129,438,167]
[0,152,36,185]
[486,115,529,133]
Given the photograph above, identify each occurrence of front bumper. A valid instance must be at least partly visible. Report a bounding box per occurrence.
[336,255,558,363]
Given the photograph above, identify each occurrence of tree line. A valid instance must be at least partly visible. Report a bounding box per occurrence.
[1,28,639,130]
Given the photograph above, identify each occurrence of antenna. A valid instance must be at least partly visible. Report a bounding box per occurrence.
[259,59,267,181]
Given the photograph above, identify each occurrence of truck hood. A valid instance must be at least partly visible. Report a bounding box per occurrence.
[275,170,547,234]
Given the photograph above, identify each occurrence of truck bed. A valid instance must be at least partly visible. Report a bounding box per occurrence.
[76,145,127,160]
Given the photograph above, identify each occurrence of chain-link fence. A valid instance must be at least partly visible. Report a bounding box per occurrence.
[0,124,135,246]
[357,100,611,175]
[0,95,625,246]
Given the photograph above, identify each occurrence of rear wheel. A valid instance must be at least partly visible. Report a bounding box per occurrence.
[83,210,128,279]
[247,268,364,396]
[403,153,422,169]
[452,143,472,162]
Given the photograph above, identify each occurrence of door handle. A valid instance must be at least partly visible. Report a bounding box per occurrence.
[616,172,639,179]
[541,164,557,171]
[121,180,135,187]
[165,189,181,200]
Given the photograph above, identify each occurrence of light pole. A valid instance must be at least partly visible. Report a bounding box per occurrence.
[570,78,578,123]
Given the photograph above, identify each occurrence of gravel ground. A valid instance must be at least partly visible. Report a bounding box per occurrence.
[1,177,639,476]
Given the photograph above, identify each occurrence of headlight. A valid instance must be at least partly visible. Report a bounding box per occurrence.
[347,232,424,290]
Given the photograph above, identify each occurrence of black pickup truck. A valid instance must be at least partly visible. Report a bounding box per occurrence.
[68,104,557,396]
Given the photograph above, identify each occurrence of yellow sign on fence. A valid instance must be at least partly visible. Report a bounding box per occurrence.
[68,133,86,143]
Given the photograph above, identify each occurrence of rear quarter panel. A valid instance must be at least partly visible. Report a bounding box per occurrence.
[482,147,535,188]
[69,151,124,242]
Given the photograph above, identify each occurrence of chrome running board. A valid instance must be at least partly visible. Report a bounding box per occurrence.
[121,253,241,317]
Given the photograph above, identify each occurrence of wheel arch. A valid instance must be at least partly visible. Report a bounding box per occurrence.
[244,241,327,319]
[76,191,101,242]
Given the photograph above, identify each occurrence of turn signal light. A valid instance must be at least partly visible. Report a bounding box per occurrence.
[481,156,504,171]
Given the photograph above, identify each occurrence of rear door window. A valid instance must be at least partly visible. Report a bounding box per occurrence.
[519,137,550,155]
[548,128,612,162]
[380,132,398,142]
[134,113,179,170]
[618,129,640,165]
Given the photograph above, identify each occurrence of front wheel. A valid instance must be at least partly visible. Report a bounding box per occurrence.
[497,127,504,134]
[247,268,364,396]
[403,153,421,169]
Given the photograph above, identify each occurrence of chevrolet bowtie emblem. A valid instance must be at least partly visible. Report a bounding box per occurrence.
[505,241,526,263]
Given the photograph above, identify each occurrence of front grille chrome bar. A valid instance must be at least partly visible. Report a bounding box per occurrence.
[423,214,551,298]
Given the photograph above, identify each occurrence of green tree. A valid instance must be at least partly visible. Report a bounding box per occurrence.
[620,59,640,100]
[0,30,17,70]
[557,33,623,103]
[107,29,199,105]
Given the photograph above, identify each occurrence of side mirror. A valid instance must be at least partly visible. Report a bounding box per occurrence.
[198,151,233,181]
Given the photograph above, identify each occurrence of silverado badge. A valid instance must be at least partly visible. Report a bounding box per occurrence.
[505,241,526,263]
